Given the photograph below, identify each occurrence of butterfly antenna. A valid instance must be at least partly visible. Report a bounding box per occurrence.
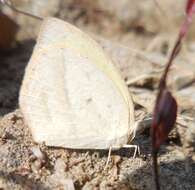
[0,0,43,20]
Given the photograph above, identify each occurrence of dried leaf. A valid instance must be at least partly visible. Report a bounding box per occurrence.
[152,90,177,150]
[0,12,18,49]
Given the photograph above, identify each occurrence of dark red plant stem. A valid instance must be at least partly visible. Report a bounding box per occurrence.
[151,112,160,190]
[152,150,160,190]
[151,121,160,189]
[151,26,182,190]
[159,36,181,90]
[151,1,195,189]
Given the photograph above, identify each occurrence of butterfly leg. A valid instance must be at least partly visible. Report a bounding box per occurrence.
[104,146,112,170]
[104,145,140,170]
[122,144,140,158]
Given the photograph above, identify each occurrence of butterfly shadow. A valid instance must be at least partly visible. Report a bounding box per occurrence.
[0,39,35,116]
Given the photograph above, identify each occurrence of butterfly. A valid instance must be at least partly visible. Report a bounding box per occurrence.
[19,18,138,157]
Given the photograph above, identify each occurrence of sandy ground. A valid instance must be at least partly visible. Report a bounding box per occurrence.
[0,0,195,189]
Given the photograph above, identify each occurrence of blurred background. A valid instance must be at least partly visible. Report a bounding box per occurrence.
[0,0,190,49]
[0,1,195,190]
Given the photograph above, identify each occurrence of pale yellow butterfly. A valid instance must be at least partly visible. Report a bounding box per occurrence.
[19,18,137,153]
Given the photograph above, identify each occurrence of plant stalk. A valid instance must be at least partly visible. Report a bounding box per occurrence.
[152,150,160,190]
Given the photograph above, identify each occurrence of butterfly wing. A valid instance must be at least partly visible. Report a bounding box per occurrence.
[19,17,135,149]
